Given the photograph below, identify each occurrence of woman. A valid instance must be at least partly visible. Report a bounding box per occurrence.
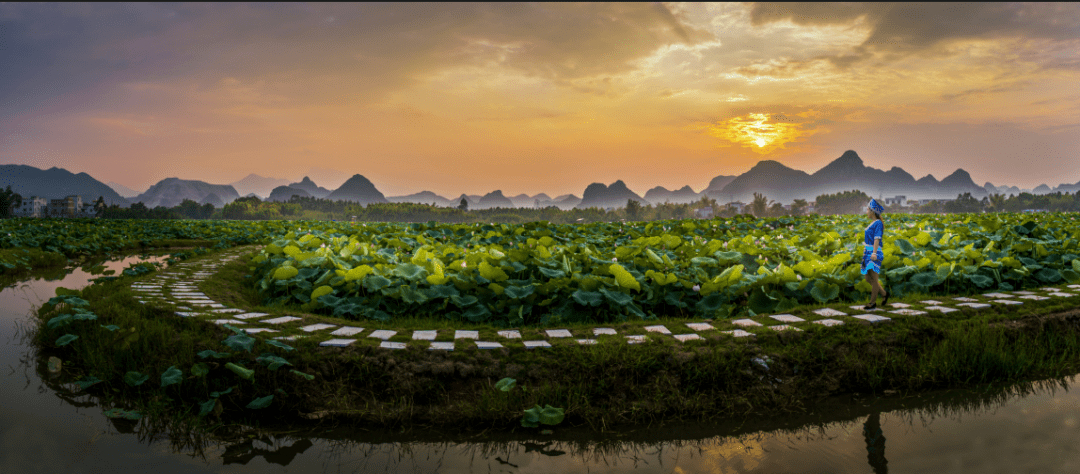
[862,199,889,309]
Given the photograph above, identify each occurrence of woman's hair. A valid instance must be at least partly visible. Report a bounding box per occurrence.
[874,212,882,221]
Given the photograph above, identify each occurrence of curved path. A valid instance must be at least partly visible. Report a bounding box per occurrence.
[127,247,1080,351]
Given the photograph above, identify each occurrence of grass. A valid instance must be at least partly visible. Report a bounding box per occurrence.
[28,244,1080,435]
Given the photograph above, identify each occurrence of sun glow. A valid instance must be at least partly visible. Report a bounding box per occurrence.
[700,113,810,154]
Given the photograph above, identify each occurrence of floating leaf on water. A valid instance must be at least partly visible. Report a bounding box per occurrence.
[103,408,141,420]
[246,395,274,409]
[495,377,517,392]
[55,334,78,346]
[226,362,254,381]
[124,371,149,386]
[160,366,183,388]
[72,376,102,390]
[47,357,62,373]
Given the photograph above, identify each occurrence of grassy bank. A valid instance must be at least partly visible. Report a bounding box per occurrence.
[31,246,1080,433]
[0,239,217,277]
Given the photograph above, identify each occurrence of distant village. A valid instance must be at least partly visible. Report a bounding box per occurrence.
[13,195,100,218]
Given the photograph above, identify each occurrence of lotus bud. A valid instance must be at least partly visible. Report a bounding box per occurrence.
[692,284,700,292]
[612,258,617,262]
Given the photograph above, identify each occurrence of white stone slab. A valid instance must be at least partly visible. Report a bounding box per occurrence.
[429,341,454,351]
[852,314,891,323]
[1013,291,1037,295]
[413,330,437,340]
[769,314,805,323]
[177,306,191,310]
[1018,295,1050,301]
[576,339,598,345]
[476,341,503,350]
[920,300,943,305]
[379,341,407,350]
[497,330,521,339]
[992,299,1023,305]
[626,335,648,344]
[956,302,992,309]
[455,330,479,340]
[644,325,672,334]
[889,303,912,308]
[243,328,278,334]
[175,312,198,317]
[331,326,365,337]
[721,329,754,338]
[732,319,762,327]
[203,304,226,309]
[1050,292,1076,297]
[369,330,396,340]
[769,325,802,332]
[890,309,927,316]
[813,319,844,327]
[234,312,270,320]
[673,333,703,342]
[546,329,573,338]
[593,328,617,336]
[524,340,551,349]
[983,293,1014,298]
[211,308,245,313]
[1042,287,1062,291]
[851,305,882,312]
[685,322,715,331]
[954,297,980,302]
[320,339,355,347]
[264,316,303,325]
[212,320,244,325]
[300,323,336,332]
[812,308,848,317]
[1069,285,1080,289]
[925,306,959,313]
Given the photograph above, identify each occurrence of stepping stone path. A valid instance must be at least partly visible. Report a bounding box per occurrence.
[127,247,1080,353]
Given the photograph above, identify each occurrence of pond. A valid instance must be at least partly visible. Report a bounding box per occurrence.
[3,254,1080,473]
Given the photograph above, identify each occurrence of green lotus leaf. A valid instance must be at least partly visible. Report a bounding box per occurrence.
[47,314,73,329]
[393,263,427,281]
[538,267,566,279]
[714,251,743,264]
[571,290,604,307]
[222,333,255,353]
[290,369,315,381]
[272,266,298,280]
[198,399,218,417]
[160,366,183,388]
[265,339,295,352]
[191,363,209,377]
[495,377,517,392]
[965,274,994,288]
[124,371,149,386]
[197,349,232,359]
[911,272,941,287]
[256,353,292,371]
[809,282,840,303]
[55,334,78,346]
[696,293,726,313]
[210,387,234,398]
[504,285,535,299]
[100,324,120,332]
[599,288,633,306]
[246,395,274,409]
[72,376,102,390]
[479,261,509,282]
[363,275,392,291]
[226,362,254,381]
[103,408,141,420]
[609,264,641,291]
[748,287,778,314]
[1036,268,1062,283]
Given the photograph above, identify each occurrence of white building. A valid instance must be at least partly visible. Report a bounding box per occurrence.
[14,196,48,217]
[883,195,907,206]
[694,207,714,219]
[725,201,746,214]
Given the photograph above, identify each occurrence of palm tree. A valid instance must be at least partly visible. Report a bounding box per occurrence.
[988,193,1006,213]
[751,192,768,217]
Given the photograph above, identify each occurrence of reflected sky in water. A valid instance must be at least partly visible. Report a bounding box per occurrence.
[3,256,1080,473]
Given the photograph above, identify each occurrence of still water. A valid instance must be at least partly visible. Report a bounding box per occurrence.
[3,256,1080,473]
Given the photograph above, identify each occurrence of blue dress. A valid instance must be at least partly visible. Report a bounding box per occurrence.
[861,220,884,275]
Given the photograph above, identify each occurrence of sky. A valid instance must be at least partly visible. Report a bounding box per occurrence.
[2,2,1079,197]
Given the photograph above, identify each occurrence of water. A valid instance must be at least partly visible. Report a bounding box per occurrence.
[3,256,1080,473]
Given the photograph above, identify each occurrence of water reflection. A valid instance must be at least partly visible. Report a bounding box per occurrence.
[5,257,1080,472]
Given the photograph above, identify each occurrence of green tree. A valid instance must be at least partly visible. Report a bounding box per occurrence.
[791,199,808,216]
[751,192,768,217]
[625,198,642,221]
[0,186,23,217]
[458,198,468,211]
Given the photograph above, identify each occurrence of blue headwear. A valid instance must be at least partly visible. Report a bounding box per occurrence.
[868,199,884,214]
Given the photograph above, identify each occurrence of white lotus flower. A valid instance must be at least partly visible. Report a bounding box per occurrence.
[692,284,700,292]
[461,262,466,268]
[612,258,618,262]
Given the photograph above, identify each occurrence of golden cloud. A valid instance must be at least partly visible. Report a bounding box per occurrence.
[694,112,820,153]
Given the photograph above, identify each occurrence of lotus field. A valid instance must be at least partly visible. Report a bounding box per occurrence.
[249,213,1080,325]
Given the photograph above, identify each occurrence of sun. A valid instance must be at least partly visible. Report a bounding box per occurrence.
[698,112,811,154]
[755,137,767,147]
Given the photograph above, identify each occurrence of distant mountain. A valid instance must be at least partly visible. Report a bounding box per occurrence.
[267,186,311,202]
[644,185,702,205]
[575,180,647,209]
[1054,180,1080,194]
[289,177,332,199]
[709,150,988,204]
[133,178,240,208]
[106,181,142,198]
[0,165,128,205]
[387,191,453,207]
[230,174,291,198]
[702,175,738,200]
[1033,184,1052,194]
[476,190,515,209]
[325,174,388,204]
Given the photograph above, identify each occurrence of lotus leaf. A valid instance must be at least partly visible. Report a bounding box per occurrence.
[495,377,517,392]
[160,366,182,387]
[226,362,254,381]
[55,334,78,346]
[222,333,255,353]
[246,395,274,409]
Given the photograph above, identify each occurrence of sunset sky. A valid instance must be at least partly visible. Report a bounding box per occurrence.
[2,2,1079,197]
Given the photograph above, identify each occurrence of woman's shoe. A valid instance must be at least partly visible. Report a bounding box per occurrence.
[864,303,877,310]
[881,292,890,307]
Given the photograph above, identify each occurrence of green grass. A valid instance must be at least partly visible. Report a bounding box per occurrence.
[29,244,1080,434]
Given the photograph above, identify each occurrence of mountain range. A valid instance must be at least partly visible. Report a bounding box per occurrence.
[6,150,1078,212]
